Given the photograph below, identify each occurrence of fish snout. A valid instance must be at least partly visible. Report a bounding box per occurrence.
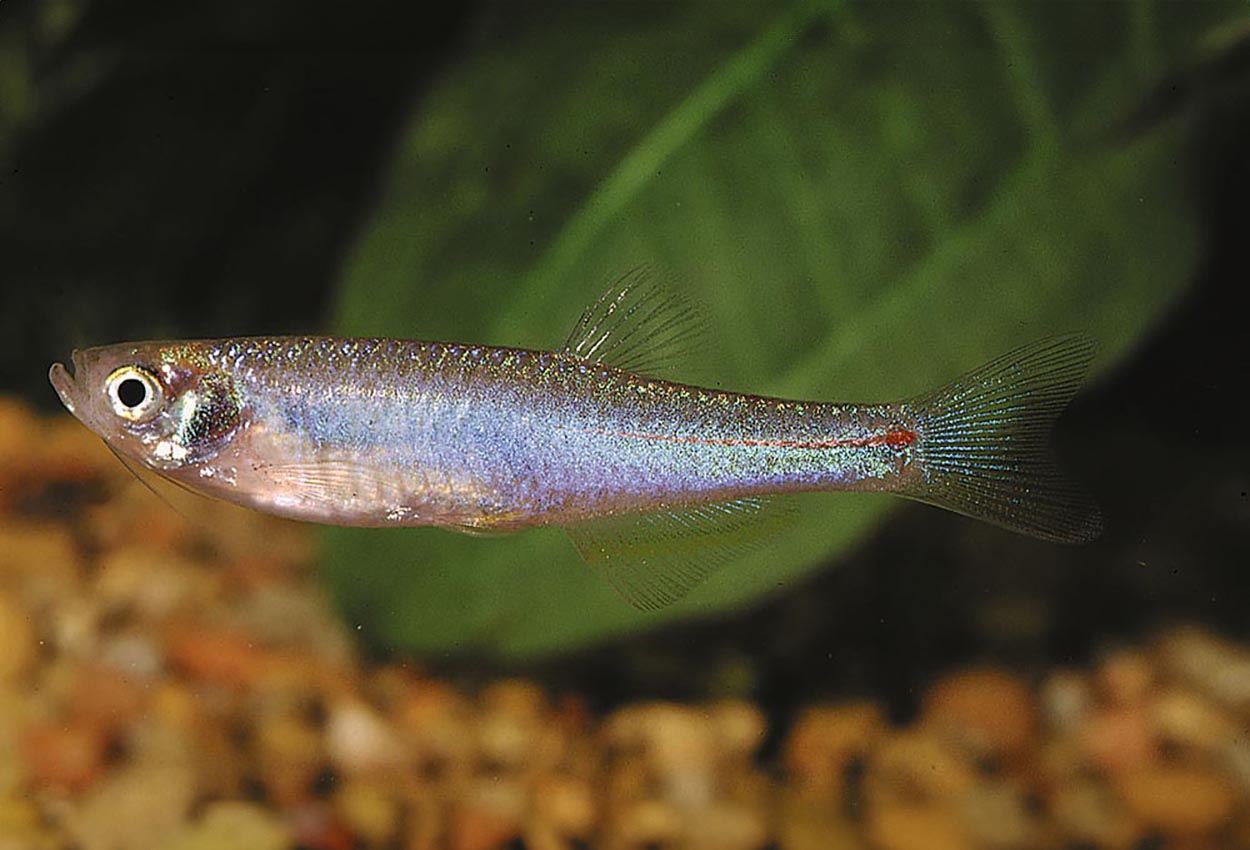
[48,352,81,414]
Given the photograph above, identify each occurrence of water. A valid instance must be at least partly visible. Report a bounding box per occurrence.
[2,1,1248,847]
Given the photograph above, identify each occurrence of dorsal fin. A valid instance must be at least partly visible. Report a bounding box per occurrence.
[560,266,706,377]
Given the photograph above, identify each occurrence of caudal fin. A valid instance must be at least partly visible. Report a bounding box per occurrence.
[904,335,1103,543]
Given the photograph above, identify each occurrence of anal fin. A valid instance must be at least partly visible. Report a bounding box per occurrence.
[565,496,794,611]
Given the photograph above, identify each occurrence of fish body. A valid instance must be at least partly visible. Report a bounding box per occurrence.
[49,277,1101,608]
[51,337,915,529]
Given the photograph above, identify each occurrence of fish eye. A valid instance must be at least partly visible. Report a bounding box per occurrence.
[105,366,164,423]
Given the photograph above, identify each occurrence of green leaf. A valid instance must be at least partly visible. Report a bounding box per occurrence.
[325,0,1236,658]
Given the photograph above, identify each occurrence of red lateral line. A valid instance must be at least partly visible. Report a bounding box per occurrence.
[585,425,917,450]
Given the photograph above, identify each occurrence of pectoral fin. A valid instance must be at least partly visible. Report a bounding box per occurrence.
[103,441,211,519]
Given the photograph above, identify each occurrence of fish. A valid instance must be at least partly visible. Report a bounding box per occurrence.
[49,271,1102,609]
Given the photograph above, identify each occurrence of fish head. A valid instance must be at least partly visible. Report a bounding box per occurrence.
[49,341,243,473]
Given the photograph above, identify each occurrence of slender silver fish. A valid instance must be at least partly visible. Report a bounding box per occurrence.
[49,274,1101,609]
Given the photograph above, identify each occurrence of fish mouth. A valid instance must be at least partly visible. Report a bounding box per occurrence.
[48,350,82,414]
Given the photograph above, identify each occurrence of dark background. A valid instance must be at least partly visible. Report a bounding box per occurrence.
[2,0,1247,719]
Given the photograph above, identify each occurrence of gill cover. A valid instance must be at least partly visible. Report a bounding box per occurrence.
[168,370,242,460]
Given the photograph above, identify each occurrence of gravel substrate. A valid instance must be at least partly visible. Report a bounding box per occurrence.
[2,397,1249,850]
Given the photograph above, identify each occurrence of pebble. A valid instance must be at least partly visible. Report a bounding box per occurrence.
[161,801,291,850]
[62,760,196,850]
[0,399,40,492]
[1049,779,1141,850]
[399,681,472,775]
[519,824,565,850]
[150,682,201,732]
[95,546,207,621]
[0,795,58,850]
[785,702,884,799]
[609,798,683,848]
[49,592,102,658]
[1039,669,1092,734]
[866,801,974,850]
[869,730,977,803]
[126,717,196,770]
[98,632,165,681]
[85,490,194,554]
[39,416,119,482]
[23,717,109,793]
[231,584,354,666]
[223,553,299,592]
[1037,737,1084,787]
[324,698,408,776]
[603,701,662,751]
[202,502,311,566]
[334,778,400,846]
[1158,626,1250,709]
[1115,766,1237,837]
[0,591,35,684]
[163,624,271,688]
[192,716,250,800]
[922,668,1037,762]
[290,805,355,850]
[1096,649,1156,708]
[68,664,147,733]
[1080,706,1158,774]
[605,756,649,803]
[552,692,592,738]
[255,711,322,807]
[477,708,536,771]
[450,780,525,850]
[684,801,768,850]
[957,783,1036,850]
[616,703,718,808]
[1151,686,1240,754]
[403,792,443,850]
[710,699,767,761]
[290,802,355,850]
[0,522,82,594]
[775,800,865,850]
[482,678,548,721]
[531,774,596,837]
[1220,735,1250,797]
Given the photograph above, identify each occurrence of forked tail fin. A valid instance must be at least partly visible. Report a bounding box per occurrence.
[903,335,1103,543]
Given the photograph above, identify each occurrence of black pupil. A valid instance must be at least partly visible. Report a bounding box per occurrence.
[117,377,148,408]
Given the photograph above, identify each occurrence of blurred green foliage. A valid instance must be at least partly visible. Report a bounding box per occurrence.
[325,0,1240,658]
[0,0,96,160]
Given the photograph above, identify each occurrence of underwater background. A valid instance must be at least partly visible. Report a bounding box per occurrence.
[2,0,1249,848]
